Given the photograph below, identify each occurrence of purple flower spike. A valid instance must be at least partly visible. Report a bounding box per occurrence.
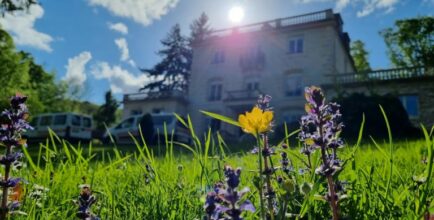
[204,166,255,220]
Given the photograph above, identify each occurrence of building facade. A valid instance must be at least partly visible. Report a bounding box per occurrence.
[123,9,355,137]
[187,9,355,137]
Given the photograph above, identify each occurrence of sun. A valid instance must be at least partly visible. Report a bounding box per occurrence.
[229,6,245,23]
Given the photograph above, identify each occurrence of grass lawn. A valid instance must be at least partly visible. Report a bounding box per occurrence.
[7,133,432,219]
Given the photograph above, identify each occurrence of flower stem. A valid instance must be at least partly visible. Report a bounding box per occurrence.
[256,135,265,220]
[262,134,275,220]
[0,146,12,220]
[327,176,339,220]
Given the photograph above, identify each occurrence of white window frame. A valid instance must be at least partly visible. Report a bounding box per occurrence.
[288,37,303,54]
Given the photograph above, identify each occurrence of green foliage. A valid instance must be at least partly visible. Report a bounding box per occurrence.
[0,27,67,115]
[94,91,119,130]
[350,40,372,72]
[380,17,434,68]
[15,121,434,219]
[189,12,211,44]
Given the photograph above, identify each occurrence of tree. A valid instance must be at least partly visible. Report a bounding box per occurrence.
[350,40,371,72]
[0,28,30,110]
[380,17,433,68]
[141,24,191,93]
[94,91,119,130]
[0,0,37,15]
[189,12,211,44]
[20,52,68,113]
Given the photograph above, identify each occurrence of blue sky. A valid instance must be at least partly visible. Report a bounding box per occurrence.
[0,0,432,104]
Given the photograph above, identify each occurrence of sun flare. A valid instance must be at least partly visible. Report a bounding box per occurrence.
[229,6,245,23]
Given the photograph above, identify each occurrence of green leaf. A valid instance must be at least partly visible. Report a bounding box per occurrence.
[200,110,240,127]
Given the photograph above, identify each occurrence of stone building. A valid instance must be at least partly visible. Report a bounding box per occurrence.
[187,9,354,137]
[122,9,432,138]
[323,66,434,127]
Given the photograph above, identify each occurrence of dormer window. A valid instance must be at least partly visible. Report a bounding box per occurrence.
[212,50,225,64]
[288,37,303,54]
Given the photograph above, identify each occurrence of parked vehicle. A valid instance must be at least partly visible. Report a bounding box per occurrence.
[26,113,93,142]
[103,113,191,145]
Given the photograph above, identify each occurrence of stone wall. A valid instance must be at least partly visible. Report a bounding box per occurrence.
[323,77,434,127]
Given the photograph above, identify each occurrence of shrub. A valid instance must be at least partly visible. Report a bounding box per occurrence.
[333,93,420,139]
[138,113,154,144]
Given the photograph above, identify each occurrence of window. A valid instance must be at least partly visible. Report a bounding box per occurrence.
[247,82,260,91]
[153,116,174,126]
[131,109,142,116]
[30,117,39,127]
[209,83,223,101]
[399,95,419,118]
[212,50,225,64]
[83,117,92,128]
[152,108,163,113]
[53,115,67,125]
[285,75,303,97]
[239,46,265,72]
[117,118,135,129]
[40,116,52,126]
[288,37,303,54]
[71,115,81,126]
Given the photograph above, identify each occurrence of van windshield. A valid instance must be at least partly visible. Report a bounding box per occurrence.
[40,116,52,126]
[152,116,174,125]
[54,115,67,125]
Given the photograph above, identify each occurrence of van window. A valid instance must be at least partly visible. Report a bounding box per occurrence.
[54,115,67,125]
[153,116,173,125]
[72,115,81,126]
[40,116,52,126]
[30,117,39,127]
[83,117,92,128]
[117,118,134,129]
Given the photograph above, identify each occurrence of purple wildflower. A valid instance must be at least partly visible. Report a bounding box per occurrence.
[203,166,255,220]
[0,94,32,218]
[75,184,99,220]
[299,86,343,220]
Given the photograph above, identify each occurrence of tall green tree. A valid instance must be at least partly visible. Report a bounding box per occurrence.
[94,91,119,130]
[20,52,67,113]
[350,40,372,72]
[189,12,211,44]
[0,29,29,110]
[141,24,191,93]
[380,17,433,68]
[0,27,66,114]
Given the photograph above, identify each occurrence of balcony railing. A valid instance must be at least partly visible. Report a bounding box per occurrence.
[328,66,432,84]
[206,9,334,39]
[225,90,262,102]
[123,90,187,102]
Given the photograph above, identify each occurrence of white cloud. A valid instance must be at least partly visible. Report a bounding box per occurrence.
[114,38,129,61]
[108,22,128,34]
[335,0,350,12]
[88,0,179,26]
[91,62,151,94]
[357,0,398,17]
[114,38,136,67]
[0,4,53,52]
[63,52,93,87]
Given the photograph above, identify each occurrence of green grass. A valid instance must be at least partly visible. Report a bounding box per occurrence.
[5,127,432,219]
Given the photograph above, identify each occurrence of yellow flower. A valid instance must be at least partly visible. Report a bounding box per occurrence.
[238,106,273,135]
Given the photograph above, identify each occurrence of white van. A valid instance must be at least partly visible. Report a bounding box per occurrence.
[103,113,191,145]
[27,113,93,142]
